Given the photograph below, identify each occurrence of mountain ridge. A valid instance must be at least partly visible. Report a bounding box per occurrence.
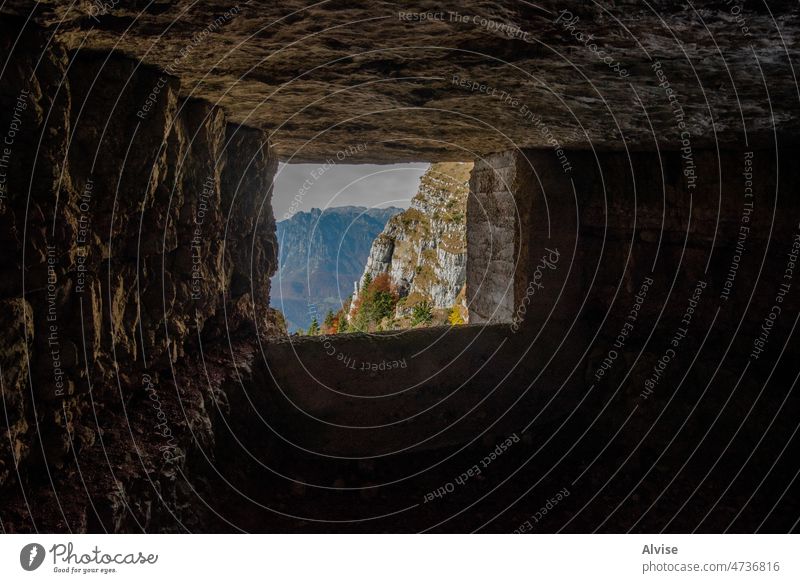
[272,205,403,331]
[341,162,472,331]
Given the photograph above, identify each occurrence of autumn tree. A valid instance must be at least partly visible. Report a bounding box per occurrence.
[323,310,336,333]
[448,305,465,326]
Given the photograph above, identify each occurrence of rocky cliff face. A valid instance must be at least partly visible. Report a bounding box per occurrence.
[273,206,400,331]
[356,162,472,316]
[0,20,279,532]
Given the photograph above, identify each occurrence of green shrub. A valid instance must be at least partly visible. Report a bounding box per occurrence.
[411,301,433,326]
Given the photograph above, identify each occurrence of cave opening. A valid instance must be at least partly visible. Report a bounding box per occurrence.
[269,159,503,336]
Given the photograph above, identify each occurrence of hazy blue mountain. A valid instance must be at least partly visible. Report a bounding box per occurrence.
[272,206,402,332]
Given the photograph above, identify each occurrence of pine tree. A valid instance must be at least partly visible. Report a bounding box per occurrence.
[308,316,320,335]
[323,310,335,332]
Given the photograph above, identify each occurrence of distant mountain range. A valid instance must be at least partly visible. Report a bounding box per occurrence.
[271,206,402,332]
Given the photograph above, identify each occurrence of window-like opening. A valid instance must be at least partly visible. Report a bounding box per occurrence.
[271,162,474,334]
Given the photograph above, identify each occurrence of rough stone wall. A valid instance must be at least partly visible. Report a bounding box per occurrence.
[459,146,800,530]
[468,146,800,333]
[239,147,800,532]
[3,1,797,161]
[0,22,279,532]
[1,5,797,534]
[508,146,799,331]
[467,150,571,325]
[466,153,518,323]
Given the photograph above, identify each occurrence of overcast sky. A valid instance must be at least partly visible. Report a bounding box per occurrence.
[272,162,429,220]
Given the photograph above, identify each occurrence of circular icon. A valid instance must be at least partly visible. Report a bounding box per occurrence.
[20,543,46,571]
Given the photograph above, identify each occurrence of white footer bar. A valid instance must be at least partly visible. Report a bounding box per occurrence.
[1,534,795,582]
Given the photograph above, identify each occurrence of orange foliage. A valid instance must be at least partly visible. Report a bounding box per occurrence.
[351,294,364,315]
[371,272,395,294]
[326,315,340,334]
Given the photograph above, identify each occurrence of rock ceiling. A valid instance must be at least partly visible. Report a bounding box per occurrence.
[6,0,799,161]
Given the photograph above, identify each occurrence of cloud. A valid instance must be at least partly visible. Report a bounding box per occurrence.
[272,163,429,218]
